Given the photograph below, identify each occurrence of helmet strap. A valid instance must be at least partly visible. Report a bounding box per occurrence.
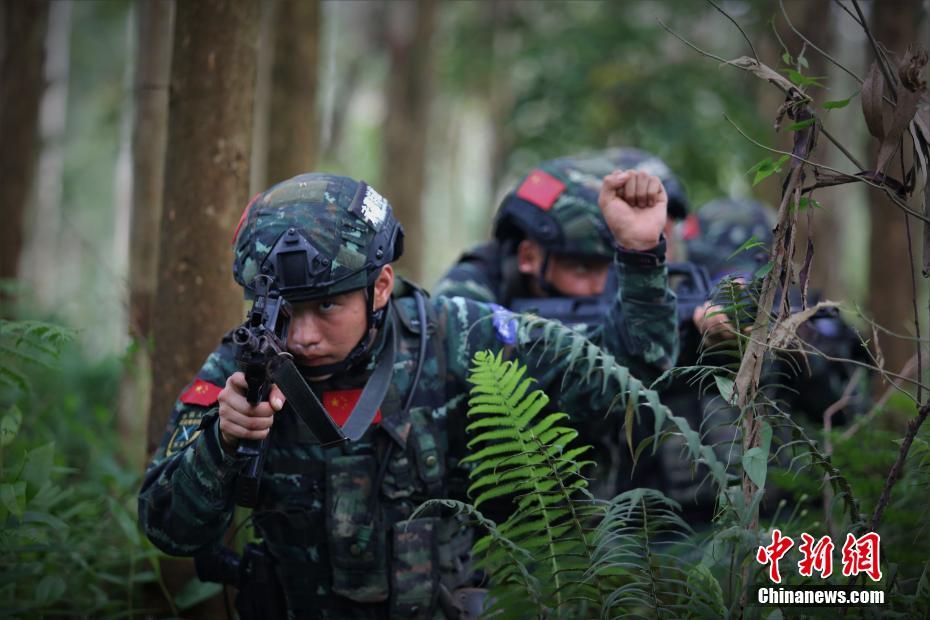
[536,250,562,297]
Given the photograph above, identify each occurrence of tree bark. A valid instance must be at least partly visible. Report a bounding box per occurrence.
[148,0,258,460]
[867,0,923,386]
[380,0,437,284]
[17,0,70,313]
[129,0,174,344]
[265,0,320,187]
[0,0,49,304]
[118,0,174,469]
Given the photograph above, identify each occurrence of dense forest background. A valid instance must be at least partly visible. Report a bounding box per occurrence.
[1,0,928,616]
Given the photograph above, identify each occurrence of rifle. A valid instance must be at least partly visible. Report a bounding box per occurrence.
[232,274,292,508]
[509,261,712,332]
[509,293,611,329]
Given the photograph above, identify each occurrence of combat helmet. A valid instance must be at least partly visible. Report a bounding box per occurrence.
[578,147,688,220]
[232,172,404,373]
[493,147,688,260]
[684,197,774,282]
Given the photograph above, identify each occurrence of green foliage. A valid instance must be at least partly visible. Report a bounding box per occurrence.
[461,350,602,615]
[0,319,177,617]
[747,154,789,186]
[588,489,696,618]
[427,347,741,618]
[438,0,769,207]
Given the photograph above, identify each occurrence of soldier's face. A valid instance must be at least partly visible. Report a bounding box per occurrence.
[517,240,610,297]
[286,266,394,378]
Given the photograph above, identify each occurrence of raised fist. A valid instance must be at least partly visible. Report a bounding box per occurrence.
[598,170,668,251]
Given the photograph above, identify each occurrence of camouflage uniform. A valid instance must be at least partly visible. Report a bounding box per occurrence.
[434,149,685,498]
[661,198,867,519]
[138,174,678,619]
[435,147,688,306]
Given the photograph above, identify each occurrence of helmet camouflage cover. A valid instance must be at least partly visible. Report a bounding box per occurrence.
[232,173,404,300]
[684,197,775,280]
[493,148,688,259]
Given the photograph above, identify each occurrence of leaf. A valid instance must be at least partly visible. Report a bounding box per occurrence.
[742,446,768,489]
[22,443,56,493]
[823,96,853,110]
[747,155,790,186]
[726,56,798,94]
[782,68,824,88]
[687,563,727,618]
[35,574,66,605]
[877,67,922,171]
[781,52,792,66]
[798,55,809,69]
[1,482,26,518]
[786,118,816,131]
[861,61,887,140]
[794,197,823,211]
[726,234,766,262]
[624,395,635,458]
[759,421,773,456]
[0,405,22,447]
[754,262,773,279]
[714,375,734,404]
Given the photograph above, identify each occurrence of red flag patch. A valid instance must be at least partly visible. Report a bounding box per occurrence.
[323,389,382,428]
[232,193,262,245]
[180,379,223,407]
[516,169,566,211]
[681,214,701,240]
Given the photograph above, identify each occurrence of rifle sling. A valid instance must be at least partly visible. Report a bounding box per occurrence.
[270,304,398,446]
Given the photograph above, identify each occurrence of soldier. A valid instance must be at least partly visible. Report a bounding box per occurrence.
[435,147,689,310]
[435,148,689,497]
[661,197,868,521]
[138,171,676,618]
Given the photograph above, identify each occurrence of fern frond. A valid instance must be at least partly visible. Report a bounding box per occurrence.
[463,349,607,615]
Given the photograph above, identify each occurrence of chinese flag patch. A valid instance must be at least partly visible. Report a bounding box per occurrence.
[515,169,566,211]
[231,192,261,244]
[323,389,382,428]
[681,214,701,240]
[180,379,223,406]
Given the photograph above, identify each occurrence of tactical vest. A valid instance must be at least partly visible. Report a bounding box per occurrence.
[247,290,473,618]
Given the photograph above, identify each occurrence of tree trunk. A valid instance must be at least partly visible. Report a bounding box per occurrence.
[148,0,258,460]
[867,0,923,386]
[17,0,70,313]
[0,0,49,305]
[265,0,320,186]
[380,0,437,284]
[118,0,174,469]
[249,0,275,195]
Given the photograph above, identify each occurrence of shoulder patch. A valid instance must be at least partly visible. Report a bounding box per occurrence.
[180,379,223,406]
[323,389,382,427]
[516,169,566,211]
[681,214,700,240]
[165,410,206,457]
[488,303,518,345]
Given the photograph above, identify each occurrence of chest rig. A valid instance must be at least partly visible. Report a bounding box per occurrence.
[250,286,470,618]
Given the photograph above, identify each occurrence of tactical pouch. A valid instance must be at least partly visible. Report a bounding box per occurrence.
[326,455,389,602]
[410,409,445,496]
[390,517,439,618]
